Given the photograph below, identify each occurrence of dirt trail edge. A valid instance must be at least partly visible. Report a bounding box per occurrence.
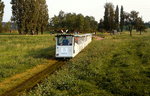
[0,61,65,96]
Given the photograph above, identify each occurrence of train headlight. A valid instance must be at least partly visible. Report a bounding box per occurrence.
[56,54,59,56]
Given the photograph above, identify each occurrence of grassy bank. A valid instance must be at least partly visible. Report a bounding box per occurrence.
[0,35,55,94]
[22,33,150,96]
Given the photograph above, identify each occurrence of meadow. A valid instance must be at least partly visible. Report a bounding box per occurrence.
[21,32,150,96]
[0,35,56,94]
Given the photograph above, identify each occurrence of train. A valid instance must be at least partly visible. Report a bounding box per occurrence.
[55,33,92,58]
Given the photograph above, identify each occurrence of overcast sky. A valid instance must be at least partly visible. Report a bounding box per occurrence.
[3,0,150,22]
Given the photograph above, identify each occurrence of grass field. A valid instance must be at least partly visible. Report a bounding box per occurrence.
[0,30,150,96]
[0,35,56,94]
[20,31,150,96]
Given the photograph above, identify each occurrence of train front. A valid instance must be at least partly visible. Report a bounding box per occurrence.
[55,35,74,58]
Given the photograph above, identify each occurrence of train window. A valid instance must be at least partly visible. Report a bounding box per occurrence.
[75,37,79,44]
[57,36,72,46]
[77,37,83,44]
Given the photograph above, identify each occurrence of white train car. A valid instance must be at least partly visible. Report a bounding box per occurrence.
[55,34,92,58]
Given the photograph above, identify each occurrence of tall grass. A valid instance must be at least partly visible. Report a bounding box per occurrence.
[0,35,55,82]
[22,33,150,96]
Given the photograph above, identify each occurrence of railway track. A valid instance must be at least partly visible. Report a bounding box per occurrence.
[0,60,66,96]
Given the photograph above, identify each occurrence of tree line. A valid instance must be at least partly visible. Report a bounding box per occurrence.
[0,1,149,35]
[98,3,146,35]
[49,11,98,33]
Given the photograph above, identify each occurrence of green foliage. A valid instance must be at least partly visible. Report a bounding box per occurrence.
[98,19,104,32]
[124,10,146,36]
[0,35,55,81]
[103,4,109,31]
[22,34,150,96]
[0,0,4,33]
[2,22,11,32]
[114,5,119,31]
[120,6,124,32]
[11,0,49,35]
[135,17,146,34]
[102,3,147,34]
[36,0,49,34]
[50,11,98,33]
[103,3,115,31]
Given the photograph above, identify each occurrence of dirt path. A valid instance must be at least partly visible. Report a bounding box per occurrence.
[93,36,104,40]
[0,61,66,96]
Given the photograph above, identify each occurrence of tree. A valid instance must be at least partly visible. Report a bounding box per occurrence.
[11,0,25,34]
[11,0,49,35]
[24,0,39,35]
[103,3,115,32]
[49,11,98,33]
[103,4,109,31]
[109,4,115,32]
[76,14,84,32]
[3,22,11,32]
[135,17,146,35]
[129,11,139,36]
[0,0,4,33]
[124,11,140,36]
[145,21,150,28]
[120,6,124,32]
[98,19,104,32]
[37,0,49,34]
[124,12,133,36]
[89,16,98,32]
[83,16,97,32]
[114,5,119,31]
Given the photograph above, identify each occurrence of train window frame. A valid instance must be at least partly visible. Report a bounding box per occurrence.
[57,35,73,46]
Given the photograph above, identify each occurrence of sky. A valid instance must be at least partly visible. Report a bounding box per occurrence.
[3,0,150,22]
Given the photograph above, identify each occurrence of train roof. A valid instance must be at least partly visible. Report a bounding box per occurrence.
[55,33,92,37]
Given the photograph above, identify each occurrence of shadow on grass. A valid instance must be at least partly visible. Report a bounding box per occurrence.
[28,46,55,60]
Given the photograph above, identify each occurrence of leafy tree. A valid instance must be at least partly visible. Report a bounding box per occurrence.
[120,6,124,32]
[98,19,104,32]
[24,0,39,35]
[109,4,115,32]
[65,13,77,31]
[89,16,98,32]
[76,14,84,32]
[144,21,150,28]
[49,11,98,33]
[11,0,49,35]
[124,12,133,36]
[129,11,139,36]
[2,22,11,32]
[11,0,25,34]
[103,5,109,31]
[0,0,4,33]
[114,5,119,31]
[37,0,49,34]
[135,17,146,35]
[103,3,115,32]
[84,16,97,32]
[124,11,141,36]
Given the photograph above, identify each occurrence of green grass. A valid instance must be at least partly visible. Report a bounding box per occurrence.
[0,35,55,82]
[0,33,18,35]
[21,32,150,96]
